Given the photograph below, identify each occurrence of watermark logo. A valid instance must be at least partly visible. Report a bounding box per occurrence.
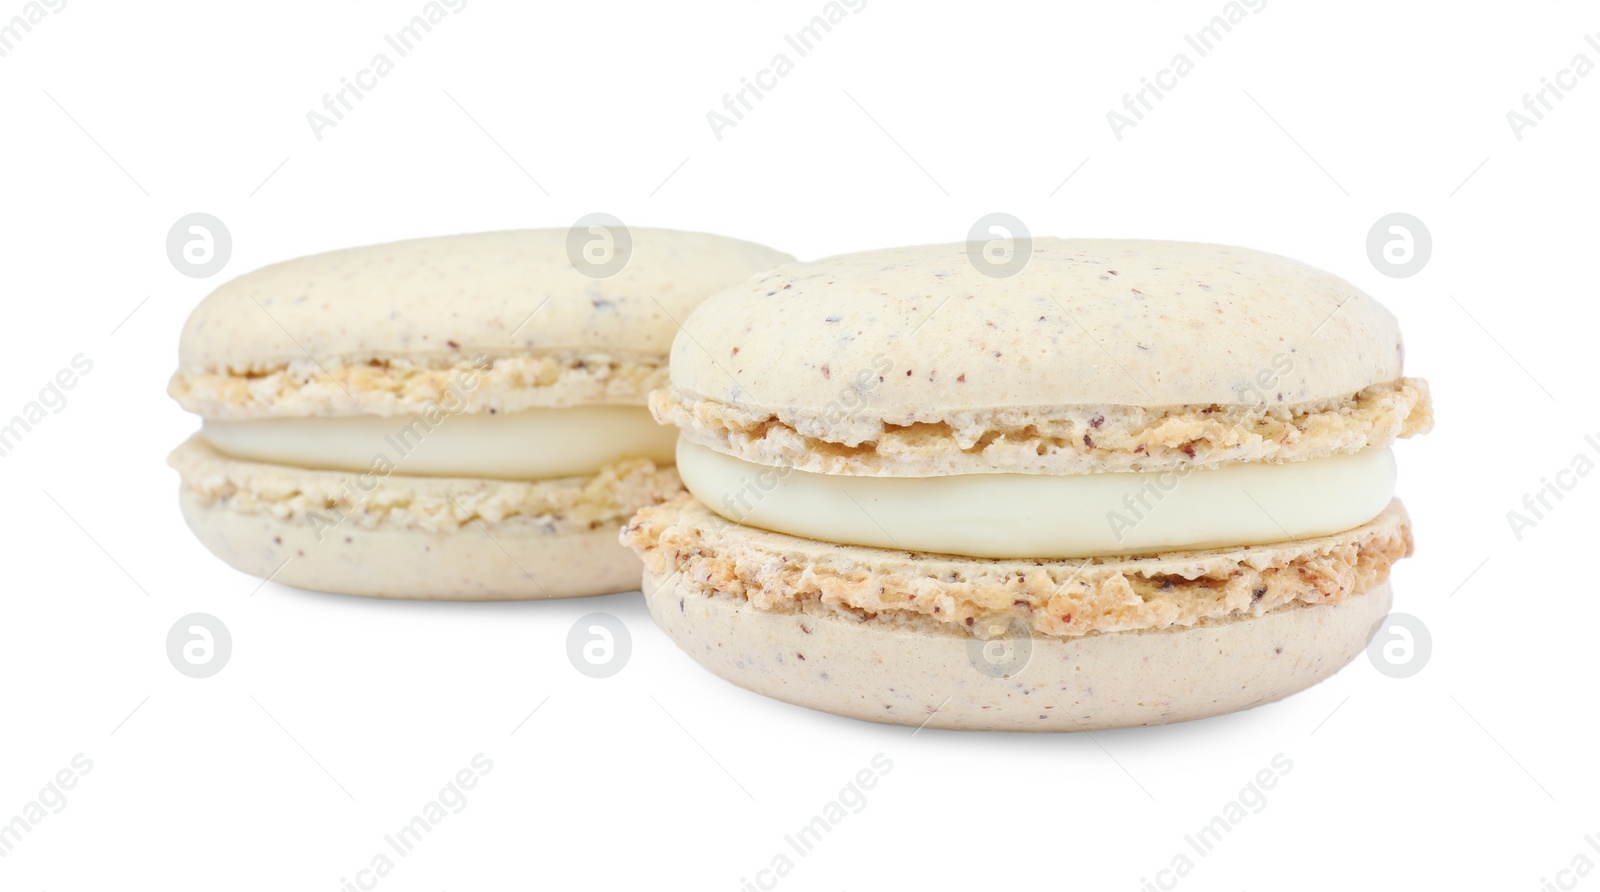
[306,0,468,142]
[718,354,892,524]
[1366,612,1430,679]
[305,354,491,541]
[0,0,67,61]
[566,213,632,279]
[1105,464,1197,543]
[1506,33,1600,142]
[566,613,631,679]
[1105,352,1292,541]
[1538,834,1600,892]
[166,613,232,679]
[1139,752,1293,890]
[965,614,1033,679]
[0,753,92,859]
[166,213,232,279]
[0,353,92,460]
[1106,0,1268,141]
[706,0,868,141]
[339,753,493,891]
[966,212,1031,279]
[739,752,893,891]
[1366,213,1431,279]
[1506,433,1599,541]
[1234,351,1295,409]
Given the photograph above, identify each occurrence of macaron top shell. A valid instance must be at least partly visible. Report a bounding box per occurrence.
[178,228,793,373]
[656,239,1431,476]
[669,239,1401,416]
[170,228,792,419]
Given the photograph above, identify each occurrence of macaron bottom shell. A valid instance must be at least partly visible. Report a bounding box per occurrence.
[643,570,1390,732]
[179,488,643,600]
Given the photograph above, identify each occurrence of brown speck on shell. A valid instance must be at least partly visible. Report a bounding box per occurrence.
[957,374,966,383]
[1090,415,1104,428]
[821,364,830,379]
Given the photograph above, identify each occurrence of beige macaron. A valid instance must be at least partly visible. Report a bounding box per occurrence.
[625,238,1433,731]
[170,227,792,599]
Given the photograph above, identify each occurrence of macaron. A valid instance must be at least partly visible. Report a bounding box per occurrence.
[169,228,792,599]
[623,238,1433,731]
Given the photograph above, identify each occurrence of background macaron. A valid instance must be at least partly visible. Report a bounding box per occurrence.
[627,238,1432,731]
[170,227,792,599]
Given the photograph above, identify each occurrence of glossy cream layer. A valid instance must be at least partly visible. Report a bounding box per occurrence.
[203,407,676,480]
[678,439,1396,558]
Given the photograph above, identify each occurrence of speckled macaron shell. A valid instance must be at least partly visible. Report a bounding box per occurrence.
[183,490,641,600]
[170,434,682,599]
[669,239,1403,419]
[177,228,795,377]
[643,570,1391,732]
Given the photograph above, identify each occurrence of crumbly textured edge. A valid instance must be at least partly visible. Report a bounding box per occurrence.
[622,495,1412,640]
[655,377,1433,476]
[170,434,682,535]
[170,350,666,419]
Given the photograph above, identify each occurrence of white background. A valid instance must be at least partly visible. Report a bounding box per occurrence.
[2,1,1596,889]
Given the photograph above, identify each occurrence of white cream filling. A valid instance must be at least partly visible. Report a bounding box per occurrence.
[678,438,1396,559]
[203,407,676,480]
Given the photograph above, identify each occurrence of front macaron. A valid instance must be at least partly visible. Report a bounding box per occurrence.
[625,238,1433,731]
[170,228,792,599]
